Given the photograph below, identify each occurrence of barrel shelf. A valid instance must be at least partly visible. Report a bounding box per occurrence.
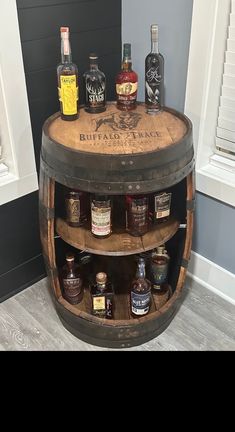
[39,102,195,348]
[56,217,180,256]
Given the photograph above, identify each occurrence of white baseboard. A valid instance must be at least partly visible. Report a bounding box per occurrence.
[188,252,235,305]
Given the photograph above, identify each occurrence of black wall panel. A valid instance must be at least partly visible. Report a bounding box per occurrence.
[0,0,121,301]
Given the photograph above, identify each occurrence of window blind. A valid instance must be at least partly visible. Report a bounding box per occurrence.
[216,0,235,160]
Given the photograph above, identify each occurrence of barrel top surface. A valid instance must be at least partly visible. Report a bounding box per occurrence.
[46,103,189,155]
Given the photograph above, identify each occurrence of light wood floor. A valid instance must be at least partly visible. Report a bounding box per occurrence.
[0,278,234,351]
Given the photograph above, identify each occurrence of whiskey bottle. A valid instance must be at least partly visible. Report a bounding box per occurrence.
[57,27,79,121]
[91,195,112,239]
[145,24,164,114]
[83,53,106,113]
[150,246,169,291]
[116,43,138,111]
[131,258,151,317]
[91,272,114,319]
[65,189,87,227]
[126,194,149,236]
[153,191,172,224]
[62,253,83,304]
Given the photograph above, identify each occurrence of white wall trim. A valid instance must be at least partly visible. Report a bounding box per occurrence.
[188,251,235,305]
[185,0,235,208]
[0,1,38,206]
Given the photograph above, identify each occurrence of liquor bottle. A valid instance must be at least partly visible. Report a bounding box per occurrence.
[83,53,106,113]
[62,253,83,304]
[116,43,138,111]
[91,194,112,238]
[153,191,172,224]
[91,272,114,319]
[126,194,149,236]
[131,257,152,317]
[145,24,164,114]
[150,245,169,291]
[57,27,79,121]
[65,189,87,227]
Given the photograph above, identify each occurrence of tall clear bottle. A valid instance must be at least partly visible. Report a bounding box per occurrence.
[57,27,79,121]
[116,43,138,111]
[145,24,164,114]
[83,53,106,113]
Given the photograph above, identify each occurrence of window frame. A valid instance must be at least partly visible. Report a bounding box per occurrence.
[184,0,235,207]
[0,0,38,206]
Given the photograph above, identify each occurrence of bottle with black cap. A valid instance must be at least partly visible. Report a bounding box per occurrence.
[83,53,106,113]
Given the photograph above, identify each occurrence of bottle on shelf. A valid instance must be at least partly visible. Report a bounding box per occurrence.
[150,246,171,309]
[130,257,152,317]
[91,272,114,319]
[62,253,83,304]
[65,189,87,227]
[126,194,149,236]
[145,24,164,114]
[116,43,138,111]
[153,191,172,224]
[83,53,106,114]
[91,194,112,239]
[57,27,79,121]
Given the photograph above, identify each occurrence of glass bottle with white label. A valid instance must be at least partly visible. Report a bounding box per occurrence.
[57,27,79,121]
[126,194,149,236]
[153,191,172,224]
[130,257,151,317]
[83,53,106,113]
[91,195,112,239]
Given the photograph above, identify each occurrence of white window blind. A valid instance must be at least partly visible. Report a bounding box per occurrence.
[216,0,235,160]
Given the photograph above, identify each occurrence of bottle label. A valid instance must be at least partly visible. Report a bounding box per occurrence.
[131,291,151,316]
[63,278,82,295]
[86,79,105,107]
[59,75,78,115]
[91,206,111,236]
[130,202,148,228]
[116,82,138,96]
[146,66,162,105]
[155,192,172,220]
[66,197,80,224]
[93,296,106,311]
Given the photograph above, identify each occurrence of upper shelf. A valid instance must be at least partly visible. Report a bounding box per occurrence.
[56,217,180,256]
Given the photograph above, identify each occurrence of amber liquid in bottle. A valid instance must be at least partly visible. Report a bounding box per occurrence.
[91,272,114,319]
[116,43,138,111]
[145,24,164,114]
[65,189,87,227]
[126,195,149,236]
[131,258,152,317]
[57,27,79,121]
[62,254,83,304]
[91,195,112,239]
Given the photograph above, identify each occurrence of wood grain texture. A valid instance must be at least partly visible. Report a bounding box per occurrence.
[0,277,234,351]
[48,104,188,155]
[56,217,180,256]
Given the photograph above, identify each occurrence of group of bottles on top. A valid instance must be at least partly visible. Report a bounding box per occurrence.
[65,189,172,238]
[61,245,170,319]
[57,24,164,120]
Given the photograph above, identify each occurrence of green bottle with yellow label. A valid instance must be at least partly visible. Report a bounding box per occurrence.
[57,27,79,121]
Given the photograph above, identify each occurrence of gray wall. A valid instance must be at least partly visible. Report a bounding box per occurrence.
[122,0,235,275]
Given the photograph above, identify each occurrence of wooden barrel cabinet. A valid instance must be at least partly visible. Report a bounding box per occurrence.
[39,102,194,348]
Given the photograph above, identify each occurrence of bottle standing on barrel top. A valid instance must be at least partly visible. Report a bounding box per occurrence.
[91,272,114,319]
[91,194,112,239]
[62,253,83,305]
[126,194,149,236]
[116,43,138,111]
[145,24,164,114]
[83,53,106,113]
[131,257,152,318]
[65,189,87,227]
[153,191,172,224]
[57,27,79,121]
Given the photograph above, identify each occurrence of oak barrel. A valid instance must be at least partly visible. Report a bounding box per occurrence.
[39,102,195,348]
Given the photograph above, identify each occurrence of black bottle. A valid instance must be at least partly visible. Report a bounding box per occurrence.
[145,24,164,114]
[83,53,106,113]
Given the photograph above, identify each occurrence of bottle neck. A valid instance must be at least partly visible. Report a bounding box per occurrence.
[151,39,159,54]
[136,262,146,279]
[97,282,106,292]
[90,58,99,71]
[61,36,72,64]
[66,260,74,273]
[122,59,132,71]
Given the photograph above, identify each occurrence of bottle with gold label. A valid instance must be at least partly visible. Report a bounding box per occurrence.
[65,189,87,227]
[57,27,79,121]
[91,272,114,319]
[116,43,138,111]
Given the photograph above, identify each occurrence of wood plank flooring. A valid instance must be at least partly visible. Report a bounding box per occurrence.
[0,278,234,351]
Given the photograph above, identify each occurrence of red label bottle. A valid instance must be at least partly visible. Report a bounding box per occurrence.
[116,43,138,111]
